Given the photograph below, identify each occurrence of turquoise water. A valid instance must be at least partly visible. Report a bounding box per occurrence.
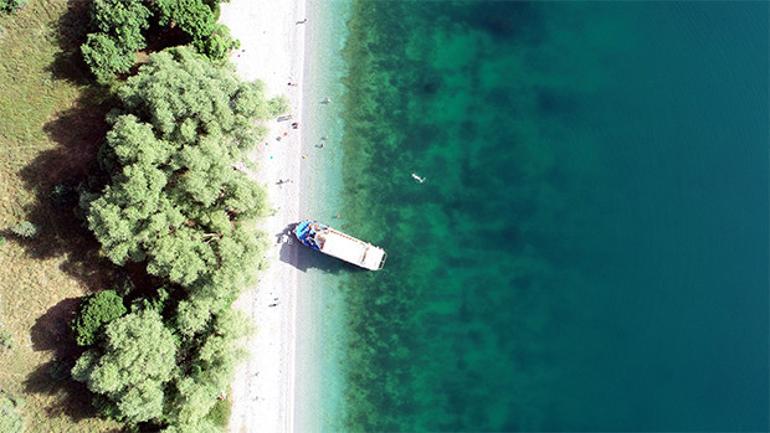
[313,1,769,431]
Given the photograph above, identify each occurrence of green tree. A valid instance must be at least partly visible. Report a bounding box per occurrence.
[166,309,248,427]
[153,0,238,61]
[86,47,278,292]
[81,33,136,84]
[81,0,238,82]
[77,46,273,431]
[91,0,151,50]
[72,310,178,423]
[71,290,127,346]
[81,0,151,83]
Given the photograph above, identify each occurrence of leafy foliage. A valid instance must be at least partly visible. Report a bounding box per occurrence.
[76,47,277,430]
[0,392,23,433]
[82,33,137,85]
[205,398,231,427]
[91,0,151,50]
[86,47,280,293]
[0,0,26,13]
[10,220,38,238]
[81,0,151,84]
[72,310,179,424]
[166,309,248,428]
[81,0,237,82]
[71,290,127,346]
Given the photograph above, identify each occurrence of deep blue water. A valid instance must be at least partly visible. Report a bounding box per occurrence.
[331,1,769,431]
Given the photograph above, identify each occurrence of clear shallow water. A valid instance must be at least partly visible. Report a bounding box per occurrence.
[313,1,768,431]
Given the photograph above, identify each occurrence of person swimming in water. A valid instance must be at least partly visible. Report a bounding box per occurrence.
[411,173,426,183]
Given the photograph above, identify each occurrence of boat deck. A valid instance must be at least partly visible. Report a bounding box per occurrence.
[321,228,386,270]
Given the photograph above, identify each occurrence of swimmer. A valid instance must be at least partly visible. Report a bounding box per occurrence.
[411,173,426,183]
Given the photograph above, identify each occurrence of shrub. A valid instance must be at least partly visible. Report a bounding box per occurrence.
[81,0,239,82]
[0,0,26,13]
[0,392,23,433]
[82,33,136,84]
[91,0,151,51]
[195,24,239,62]
[0,329,13,350]
[71,290,127,346]
[71,310,179,424]
[10,221,38,238]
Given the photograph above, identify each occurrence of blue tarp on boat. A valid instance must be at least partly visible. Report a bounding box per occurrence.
[295,219,323,250]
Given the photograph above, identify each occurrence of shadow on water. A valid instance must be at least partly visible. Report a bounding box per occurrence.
[276,223,352,274]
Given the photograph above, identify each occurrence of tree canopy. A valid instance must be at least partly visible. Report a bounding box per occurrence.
[71,289,127,346]
[86,47,284,295]
[81,0,151,83]
[71,310,178,424]
[74,46,280,430]
[82,0,238,83]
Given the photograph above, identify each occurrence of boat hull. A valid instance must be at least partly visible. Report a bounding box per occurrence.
[294,219,387,270]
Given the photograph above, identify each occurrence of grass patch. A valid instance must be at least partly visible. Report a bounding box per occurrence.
[0,0,121,431]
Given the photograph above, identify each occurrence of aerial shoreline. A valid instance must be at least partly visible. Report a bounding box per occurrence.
[219,0,309,431]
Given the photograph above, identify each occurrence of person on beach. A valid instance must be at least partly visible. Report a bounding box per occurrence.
[291,122,299,129]
[297,18,308,24]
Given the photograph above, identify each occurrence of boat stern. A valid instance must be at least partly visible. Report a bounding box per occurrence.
[361,246,387,271]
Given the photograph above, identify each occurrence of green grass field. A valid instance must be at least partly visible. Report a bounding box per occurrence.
[0,1,121,431]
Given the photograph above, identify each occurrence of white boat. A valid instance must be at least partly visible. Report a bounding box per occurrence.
[294,219,387,270]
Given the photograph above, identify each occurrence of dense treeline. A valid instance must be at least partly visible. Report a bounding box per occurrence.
[70,47,286,432]
[82,0,237,83]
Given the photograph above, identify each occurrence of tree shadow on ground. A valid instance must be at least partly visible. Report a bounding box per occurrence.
[15,0,118,293]
[29,297,80,354]
[46,0,95,85]
[24,298,102,422]
[14,2,124,423]
[15,86,117,292]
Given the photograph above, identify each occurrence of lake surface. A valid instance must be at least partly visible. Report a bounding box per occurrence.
[318,1,769,431]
